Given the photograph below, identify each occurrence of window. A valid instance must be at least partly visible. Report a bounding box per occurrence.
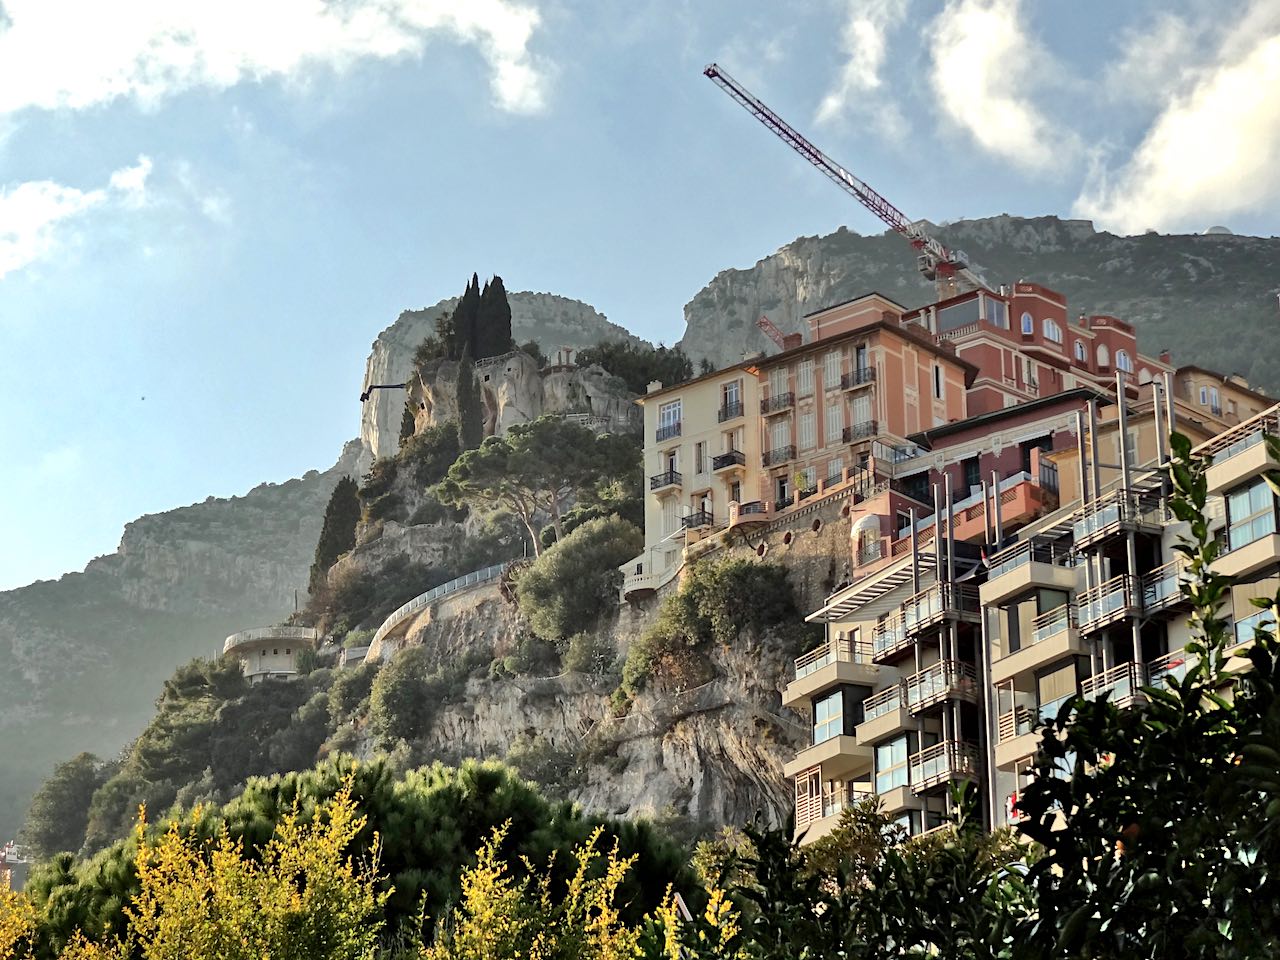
[1043,318,1062,343]
[662,497,678,534]
[797,359,815,396]
[932,364,943,399]
[963,456,981,491]
[852,393,872,427]
[1096,343,1110,368]
[768,367,788,396]
[730,480,741,502]
[896,511,912,536]
[1037,661,1081,723]
[875,736,910,793]
[721,379,741,416]
[825,402,842,445]
[1116,349,1133,373]
[799,411,816,450]
[824,350,840,388]
[658,400,681,439]
[1200,386,1209,405]
[273,648,279,656]
[855,344,869,375]
[1074,340,1087,363]
[827,457,844,484]
[1021,311,1034,335]
[984,296,1009,329]
[1210,386,1220,412]
[1227,478,1278,551]
[694,442,705,475]
[776,474,790,502]
[1024,357,1037,387]
[769,418,789,451]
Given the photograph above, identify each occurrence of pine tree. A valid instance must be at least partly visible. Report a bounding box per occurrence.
[456,348,484,450]
[308,477,361,595]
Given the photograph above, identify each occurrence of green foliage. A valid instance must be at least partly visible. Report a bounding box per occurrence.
[368,647,440,743]
[358,457,398,501]
[455,352,484,451]
[397,421,460,486]
[20,754,115,861]
[308,477,361,595]
[399,400,417,445]
[328,662,377,725]
[517,517,642,642]
[575,341,694,395]
[320,556,443,639]
[517,339,546,367]
[562,632,617,678]
[539,433,644,549]
[436,273,514,362]
[503,734,578,793]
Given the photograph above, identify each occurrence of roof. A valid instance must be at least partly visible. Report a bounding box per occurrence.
[906,387,1111,447]
[1176,365,1272,404]
[635,357,759,404]
[802,290,909,319]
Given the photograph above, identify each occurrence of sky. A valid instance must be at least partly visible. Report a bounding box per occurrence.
[1,0,1278,590]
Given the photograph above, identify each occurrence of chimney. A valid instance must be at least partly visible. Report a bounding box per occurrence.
[646,380,664,394]
[1158,349,1172,364]
[782,333,803,350]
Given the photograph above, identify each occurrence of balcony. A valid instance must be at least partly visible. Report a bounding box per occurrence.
[856,538,884,566]
[649,469,682,492]
[717,400,744,422]
[682,509,714,531]
[991,605,1088,685]
[784,637,878,707]
[856,682,911,743]
[871,611,911,662]
[1078,574,1141,633]
[905,660,979,713]
[712,449,746,472]
[783,734,873,780]
[775,495,795,511]
[1071,489,1163,549]
[1082,660,1146,707]
[795,781,876,842]
[909,740,980,793]
[656,421,681,442]
[763,444,796,468]
[1148,647,1197,687]
[900,582,981,636]
[994,694,1040,769]
[761,392,795,415]
[1214,525,1280,581]
[980,538,1079,607]
[843,421,878,443]
[1200,406,1280,494]
[728,500,771,528]
[224,625,319,657]
[841,367,876,390]
[1141,558,1191,616]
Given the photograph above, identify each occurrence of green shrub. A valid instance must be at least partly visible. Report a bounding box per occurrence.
[369,647,438,742]
[516,516,642,641]
[407,495,465,526]
[397,421,460,486]
[364,492,405,523]
[358,457,398,500]
[498,634,561,677]
[562,631,617,677]
[328,661,376,725]
[505,734,578,791]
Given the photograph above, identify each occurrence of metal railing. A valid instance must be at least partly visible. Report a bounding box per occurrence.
[909,740,979,791]
[224,625,319,655]
[717,400,744,422]
[872,611,909,658]
[738,500,769,517]
[997,704,1036,743]
[1078,574,1139,632]
[900,582,980,634]
[1148,648,1196,686]
[841,367,876,389]
[843,421,878,443]
[372,562,509,647]
[1082,660,1146,705]
[682,509,714,530]
[763,445,796,467]
[1194,402,1280,462]
[862,682,906,721]
[649,469,682,490]
[712,449,745,470]
[1031,604,1076,645]
[656,421,681,442]
[986,537,1072,581]
[905,660,978,711]
[857,538,884,567]
[775,495,795,511]
[1072,489,1163,545]
[1141,558,1189,613]
[794,636,874,680]
[796,782,875,829]
[761,392,795,414]
[1234,609,1279,647]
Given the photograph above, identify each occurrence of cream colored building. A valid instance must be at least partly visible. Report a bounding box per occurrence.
[223,625,320,683]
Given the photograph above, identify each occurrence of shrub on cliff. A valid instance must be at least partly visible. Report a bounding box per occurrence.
[397,421,460,486]
[575,340,694,394]
[516,516,642,642]
[368,646,439,742]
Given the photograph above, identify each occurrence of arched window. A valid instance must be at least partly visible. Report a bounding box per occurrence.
[1096,343,1110,368]
[1044,318,1062,343]
[1021,312,1034,335]
[1116,350,1133,373]
[1074,340,1087,363]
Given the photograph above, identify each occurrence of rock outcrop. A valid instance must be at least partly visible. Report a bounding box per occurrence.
[678,215,1280,394]
[360,292,645,466]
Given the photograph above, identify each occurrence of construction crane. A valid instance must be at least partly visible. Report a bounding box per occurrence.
[704,63,988,300]
[756,314,786,349]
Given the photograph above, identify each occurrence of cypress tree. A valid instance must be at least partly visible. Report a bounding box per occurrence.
[308,476,361,595]
[399,400,416,446]
[478,275,513,359]
[456,348,484,450]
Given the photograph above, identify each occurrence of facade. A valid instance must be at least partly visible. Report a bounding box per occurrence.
[1174,365,1273,428]
[222,625,320,683]
[783,394,1280,842]
[0,841,29,891]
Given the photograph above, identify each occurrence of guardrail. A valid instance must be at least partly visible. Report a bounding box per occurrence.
[761,392,794,415]
[1194,402,1280,461]
[717,401,744,422]
[841,368,876,389]
[794,636,874,681]
[372,563,509,647]
[224,626,319,655]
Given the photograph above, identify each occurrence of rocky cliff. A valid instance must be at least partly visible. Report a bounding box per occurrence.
[679,215,1280,394]
[0,441,363,840]
[360,292,645,466]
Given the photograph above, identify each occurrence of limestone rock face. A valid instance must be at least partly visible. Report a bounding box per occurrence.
[678,215,1280,395]
[360,292,645,468]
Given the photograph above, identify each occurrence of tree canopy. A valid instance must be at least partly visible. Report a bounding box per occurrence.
[575,340,694,395]
[308,476,360,595]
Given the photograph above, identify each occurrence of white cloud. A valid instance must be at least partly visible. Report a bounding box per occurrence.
[1075,26,1280,234]
[0,157,154,280]
[926,0,1077,173]
[33,444,84,481]
[1103,13,1200,107]
[816,0,910,138]
[0,0,549,117]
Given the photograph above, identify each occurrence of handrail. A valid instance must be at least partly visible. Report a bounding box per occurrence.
[1147,648,1196,686]
[372,562,510,647]
[712,449,746,470]
[224,625,319,655]
[1078,573,1138,629]
[763,445,796,467]
[909,740,979,789]
[1072,488,1163,542]
[863,681,906,720]
[794,636,874,680]
[656,421,682,442]
[649,469,682,490]
[843,421,878,443]
[761,392,795,414]
[1030,603,1076,644]
[1141,557,1189,611]
[717,400,744,422]
[987,536,1072,580]
[905,660,978,709]
[997,703,1036,742]
[841,367,876,389]
[1193,401,1280,459]
[1082,660,1146,703]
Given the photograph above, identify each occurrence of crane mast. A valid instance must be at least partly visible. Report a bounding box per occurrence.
[704,63,988,299]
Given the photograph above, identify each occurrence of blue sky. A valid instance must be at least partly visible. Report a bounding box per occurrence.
[1,0,1278,590]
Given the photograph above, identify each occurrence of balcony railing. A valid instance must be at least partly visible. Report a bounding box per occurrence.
[1072,489,1163,545]
[656,421,681,442]
[905,660,978,711]
[761,392,795,415]
[1078,574,1139,633]
[1082,661,1146,706]
[712,449,746,471]
[738,500,769,517]
[717,400,744,422]
[909,740,980,791]
[1234,608,1279,646]
[682,509,713,530]
[1148,648,1196,687]
[796,781,875,829]
[1031,603,1076,645]
[1141,558,1189,614]
[841,367,876,390]
[987,537,1073,581]
[794,636,875,681]
[997,703,1037,742]
[900,582,981,635]
[775,495,795,511]
[856,539,883,566]
[649,469,682,491]
[863,682,906,721]
[843,421,878,443]
[872,611,910,659]
[763,445,796,467]
[1196,405,1280,463]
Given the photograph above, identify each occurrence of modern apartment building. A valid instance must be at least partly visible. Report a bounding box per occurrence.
[782,389,1280,842]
